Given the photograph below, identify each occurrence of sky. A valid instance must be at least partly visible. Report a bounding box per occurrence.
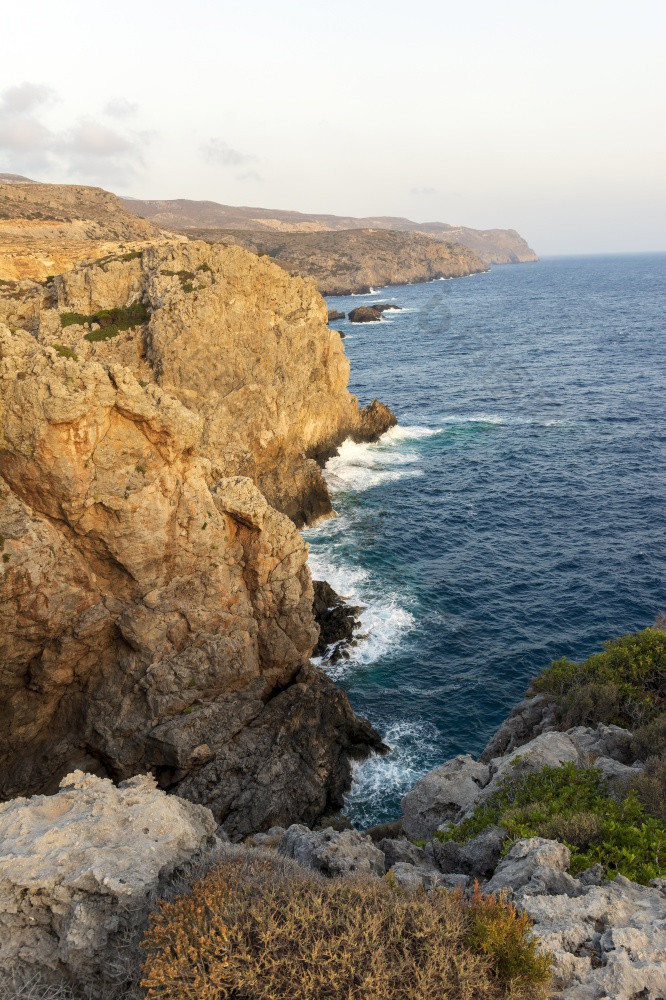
[1,0,665,255]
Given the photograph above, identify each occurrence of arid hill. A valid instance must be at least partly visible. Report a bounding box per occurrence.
[122,195,538,264]
[185,227,487,294]
[0,181,169,282]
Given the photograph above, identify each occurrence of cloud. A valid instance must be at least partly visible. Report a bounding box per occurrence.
[104,98,138,119]
[0,117,51,153]
[60,120,135,157]
[410,186,437,196]
[0,83,55,116]
[236,169,263,182]
[201,137,255,167]
[0,83,148,186]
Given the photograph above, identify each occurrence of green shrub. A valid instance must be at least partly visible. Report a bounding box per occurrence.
[442,762,666,884]
[84,327,119,342]
[60,311,89,327]
[533,627,666,729]
[61,301,150,339]
[631,713,666,762]
[141,854,551,1000]
[54,344,78,360]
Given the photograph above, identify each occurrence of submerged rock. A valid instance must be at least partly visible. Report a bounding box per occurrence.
[348,306,382,323]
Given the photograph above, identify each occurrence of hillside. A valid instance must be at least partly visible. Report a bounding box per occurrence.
[185,227,487,294]
[0,181,168,281]
[121,195,538,264]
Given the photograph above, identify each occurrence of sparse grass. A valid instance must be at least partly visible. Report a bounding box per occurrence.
[196,262,212,272]
[141,853,550,1000]
[532,627,666,730]
[440,762,666,885]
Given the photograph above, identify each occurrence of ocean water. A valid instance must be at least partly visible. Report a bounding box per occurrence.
[304,254,666,828]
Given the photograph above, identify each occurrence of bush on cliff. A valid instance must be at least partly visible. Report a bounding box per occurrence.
[441,762,666,885]
[141,852,551,999]
[531,626,666,730]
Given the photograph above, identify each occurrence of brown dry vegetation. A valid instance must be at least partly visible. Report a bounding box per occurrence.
[141,853,550,1000]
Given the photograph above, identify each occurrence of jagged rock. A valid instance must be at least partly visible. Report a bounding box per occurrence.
[348,306,382,323]
[364,818,404,842]
[519,875,666,999]
[485,837,571,895]
[245,826,286,848]
[371,303,402,313]
[480,694,555,762]
[430,825,507,878]
[0,241,390,835]
[277,824,385,877]
[312,580,362,662]
[327,309,345,321]
[0,771,216,988]
[566,723,635,764]
[353,398,398,442]
[400,755,490,840]
[379,837,428,869]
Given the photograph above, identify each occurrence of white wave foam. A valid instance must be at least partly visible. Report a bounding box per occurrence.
[343,719,439,824]
[305,526,415,680]
[381,424,442,442]
[323,436,425,494]
[439,413,567,428]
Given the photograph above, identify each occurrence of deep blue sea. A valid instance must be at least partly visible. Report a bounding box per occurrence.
[304,254,666,828]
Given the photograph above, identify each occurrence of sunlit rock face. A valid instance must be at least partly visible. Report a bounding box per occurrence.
[0,241,388,834]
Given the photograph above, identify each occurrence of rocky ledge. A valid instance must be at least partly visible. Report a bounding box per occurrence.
[0,239,393,837]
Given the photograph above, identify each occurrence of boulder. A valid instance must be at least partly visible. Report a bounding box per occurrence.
[0,771,216,988]
[485,837,571,895]
[430,825,507,878]
[371,303,402,314]
[379,837,428,869]
[277,824,385,877]
[348,306,382,323]
[480,694,555,762]
[401,754,490,840]
[389,862,458,892]
[327,309,345,321]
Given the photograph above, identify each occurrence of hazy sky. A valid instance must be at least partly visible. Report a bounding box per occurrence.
[2,0,665,254]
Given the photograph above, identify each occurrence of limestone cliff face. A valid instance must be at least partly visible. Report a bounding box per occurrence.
[0,241,388,836]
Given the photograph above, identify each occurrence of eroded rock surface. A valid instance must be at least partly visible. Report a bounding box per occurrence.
[0,240,389,834]
[0,771,216,989]
[277,823,385,877]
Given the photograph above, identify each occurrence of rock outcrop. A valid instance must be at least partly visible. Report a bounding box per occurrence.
[0,239,390,835]
[277,824,385,877]
[0,771,216,990]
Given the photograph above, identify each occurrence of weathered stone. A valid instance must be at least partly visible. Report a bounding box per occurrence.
[348,306,383,323]
[401,754,490,840]
[479,694,555,762]
[485,837,571,895]
[277,824,385,877]
[312,579,362,662]
[379,837,428,869]
[519,875,666,999]
[430,825,507,878]
[0,771,216,988]
[474,731,580,812]
[327,309,345,321]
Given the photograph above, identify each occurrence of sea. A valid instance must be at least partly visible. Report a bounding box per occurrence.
[304,253,666,828]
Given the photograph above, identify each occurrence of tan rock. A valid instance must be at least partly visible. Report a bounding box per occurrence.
[0,239,389,833]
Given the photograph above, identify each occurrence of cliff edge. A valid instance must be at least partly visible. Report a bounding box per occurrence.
[0,240,391,837]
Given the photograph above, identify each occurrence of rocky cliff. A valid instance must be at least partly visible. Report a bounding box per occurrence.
[0,240,391,837]
[121,196,538,264]
[176,228,487,295]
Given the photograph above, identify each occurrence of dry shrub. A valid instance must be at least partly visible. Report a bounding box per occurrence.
[141,853,550,1000]
[539,810,603,848]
